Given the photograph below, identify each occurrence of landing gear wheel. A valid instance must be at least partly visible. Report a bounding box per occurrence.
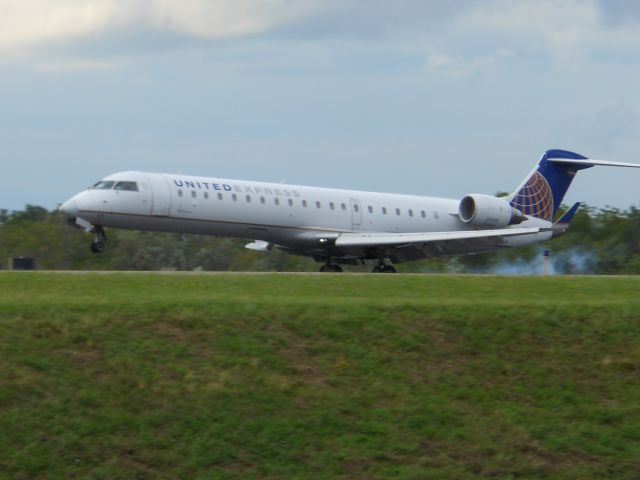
[90,240,106,253]
[373,262,396,273]
[90,225,107,254]
[319,264,343,273]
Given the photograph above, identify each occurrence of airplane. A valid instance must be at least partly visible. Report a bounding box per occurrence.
[59,149,640,273]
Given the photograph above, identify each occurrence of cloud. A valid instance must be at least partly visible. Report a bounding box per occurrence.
[2,0,640,71]
[0,0,121,55]
[0,0,331,55]
[460,0,640,65]
[146,0,330,38]
[596,0,640,24]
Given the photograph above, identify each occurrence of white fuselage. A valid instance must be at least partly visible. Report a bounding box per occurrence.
[61,170,552,262]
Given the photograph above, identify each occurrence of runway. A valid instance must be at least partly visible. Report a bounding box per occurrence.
[3,270,634,278]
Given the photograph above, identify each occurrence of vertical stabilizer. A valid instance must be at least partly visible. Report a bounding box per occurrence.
[507,149,593,221]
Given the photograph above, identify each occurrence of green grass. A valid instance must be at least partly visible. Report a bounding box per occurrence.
[0,272,639,479]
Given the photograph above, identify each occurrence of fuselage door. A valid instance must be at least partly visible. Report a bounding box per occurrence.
[148,174,172,216]
[350,198,362,230]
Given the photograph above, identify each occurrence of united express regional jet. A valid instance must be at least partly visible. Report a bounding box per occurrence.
[60,149,640,272]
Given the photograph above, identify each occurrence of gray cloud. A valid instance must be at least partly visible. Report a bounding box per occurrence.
[273,0,477,40]
[596,0,640,24]
[4,0,640,73]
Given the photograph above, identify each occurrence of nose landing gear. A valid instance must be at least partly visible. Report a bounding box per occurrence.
[90,226,107,254]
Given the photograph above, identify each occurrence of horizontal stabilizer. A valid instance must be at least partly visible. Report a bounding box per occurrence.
[335,227,543,248]
[555,202,580,224]
[548,158,640,169]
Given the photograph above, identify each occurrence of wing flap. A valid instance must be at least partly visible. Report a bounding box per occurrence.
[335,227,543,247]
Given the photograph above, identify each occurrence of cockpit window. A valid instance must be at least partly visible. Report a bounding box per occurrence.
[92,181,115,190]
[114,181,139,191]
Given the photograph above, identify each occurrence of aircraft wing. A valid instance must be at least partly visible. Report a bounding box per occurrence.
[333,226,546,262]
[335,227,544,247]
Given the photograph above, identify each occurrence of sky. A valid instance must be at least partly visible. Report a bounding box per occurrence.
[1,0,640,212]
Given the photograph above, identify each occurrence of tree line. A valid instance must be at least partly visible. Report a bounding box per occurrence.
[1,204,639,273]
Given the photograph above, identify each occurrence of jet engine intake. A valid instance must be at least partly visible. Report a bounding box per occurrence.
[458,194,526,228]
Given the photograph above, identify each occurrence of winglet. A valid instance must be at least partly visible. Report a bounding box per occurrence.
[555,202,580,224]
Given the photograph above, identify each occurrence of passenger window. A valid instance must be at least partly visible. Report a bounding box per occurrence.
[367,206,373,213]
[302,200,308,208]
[191,191,196,198]
[316,201,321,209]
[421,210,426,218]
[114,181,138,191]
[260,196,265,204]
[178,190,183,197]
[218,193,223,200]
[274,197,280,205]
[433,211,440,219]
[408,209,413,217]
[382,207,387,214]
[204,192,209,199]
[330,202,335,210]
[341,203,347,210]
[396,208,401,216]
[246,195,251,203]
[92,181,115,190]
[232,194,237,201]
[354,204,359,213]
[288,199,293,206]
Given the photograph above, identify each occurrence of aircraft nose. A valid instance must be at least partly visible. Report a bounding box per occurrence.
[59,198,78,218]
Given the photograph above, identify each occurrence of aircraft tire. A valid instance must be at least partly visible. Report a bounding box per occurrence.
[90,241,106,254]
[320,264,343,273]
[382,265,397,273]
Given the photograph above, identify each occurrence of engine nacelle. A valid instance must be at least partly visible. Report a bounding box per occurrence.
[458,194,526,228]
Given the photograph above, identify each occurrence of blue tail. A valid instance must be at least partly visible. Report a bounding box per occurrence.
[507,149,593,222]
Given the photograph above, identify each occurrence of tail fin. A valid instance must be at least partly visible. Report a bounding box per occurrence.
[507,149,640,222]
[507,149,589,222]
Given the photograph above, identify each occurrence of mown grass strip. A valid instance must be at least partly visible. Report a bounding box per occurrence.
[0,273,639,479]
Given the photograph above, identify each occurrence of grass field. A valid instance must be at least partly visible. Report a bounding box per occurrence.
[0,272,639,479]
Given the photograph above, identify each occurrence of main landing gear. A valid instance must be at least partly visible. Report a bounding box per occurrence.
[317,259,396,273]
[90,226,107,254]
[319,257,343,273]
[319,263,343,273]
[372,261,396,273]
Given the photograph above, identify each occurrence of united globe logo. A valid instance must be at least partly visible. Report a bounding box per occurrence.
[509,171,554,221]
